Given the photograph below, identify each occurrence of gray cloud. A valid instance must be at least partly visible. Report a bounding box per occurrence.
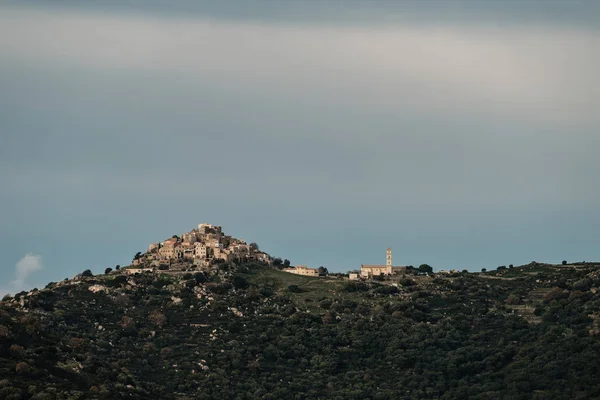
[1,7,599,208]
[1,6,598,129]
[0,4,599,276]
[10,1,600,29]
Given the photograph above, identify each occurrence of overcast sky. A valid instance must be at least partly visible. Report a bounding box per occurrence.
[1,1,600,295]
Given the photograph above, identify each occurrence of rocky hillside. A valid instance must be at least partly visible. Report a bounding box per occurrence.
[2,260,600,399]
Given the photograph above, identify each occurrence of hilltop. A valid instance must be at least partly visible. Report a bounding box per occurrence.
[2,226,600,399]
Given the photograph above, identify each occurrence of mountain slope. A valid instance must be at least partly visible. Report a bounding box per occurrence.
[2,261,600,399]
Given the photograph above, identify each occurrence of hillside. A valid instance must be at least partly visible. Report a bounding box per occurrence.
[2,256,600,399]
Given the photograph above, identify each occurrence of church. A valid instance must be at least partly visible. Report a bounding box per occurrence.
[360,248,406,278]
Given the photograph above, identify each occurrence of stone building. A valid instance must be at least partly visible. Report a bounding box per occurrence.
[360,248,406,278]
[194,242,207,259]
[182,232,197,244]
[283,265,319,277]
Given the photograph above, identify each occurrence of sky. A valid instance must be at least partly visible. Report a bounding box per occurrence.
[1,1,600,295]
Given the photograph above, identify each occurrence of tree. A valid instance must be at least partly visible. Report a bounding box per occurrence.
[318,266,329,276]
[400,278,415,287]
[115,265,121,270]
[8,344,25,359]
[273,258,282,267]
[81,269,93,277]
[283,259,291,267]
[481,268,487,273]
[104,267,112,275]
[15,362,32,375]
[418,264,433,274]
[232,276,249,290]
[562,260,568,265]
[134,252,142,260]
[149,310,167,328]
[221,237,231,248]
[288,285,303,293]
[249,242,259,251]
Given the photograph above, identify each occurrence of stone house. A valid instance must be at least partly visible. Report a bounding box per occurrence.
[194,243,207,259]
[283,265,319,277]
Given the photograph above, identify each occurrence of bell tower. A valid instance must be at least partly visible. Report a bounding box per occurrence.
[386,248,392,267]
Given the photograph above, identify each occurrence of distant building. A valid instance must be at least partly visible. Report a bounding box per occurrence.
[198,223,222,234]
[141,222,275,269]
[182,232,197,244]
[124,267,153,275]
[360,248,406,278]
[283,265,319,277]
[194,243,207,259]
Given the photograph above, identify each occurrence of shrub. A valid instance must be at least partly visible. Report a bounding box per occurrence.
[573,279,592,292]
[232,276,249,290]
[259,286,274,298]
[418,264,433,274]
[287,285,305,293]
[374,285,399,295]
[149,310,167,328]
[193,272,207,284]
[115,275,128,284]
[544,288,567,303]
[15,362,32,375]
[81,269,93,277]
[0,325,10,338]
[343,282,369,292]
[185,279,196,289]
[8,344,25,359]
[400,278,415,287]
[206,282,232,295]
[534,308,544,316]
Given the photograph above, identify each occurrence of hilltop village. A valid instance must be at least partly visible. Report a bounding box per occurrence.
[127,223,413,280]
[129,223,271,272]
[128,223,421,280]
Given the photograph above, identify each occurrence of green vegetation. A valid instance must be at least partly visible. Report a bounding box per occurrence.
[2,261,600,399]
[418,264,433,274]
